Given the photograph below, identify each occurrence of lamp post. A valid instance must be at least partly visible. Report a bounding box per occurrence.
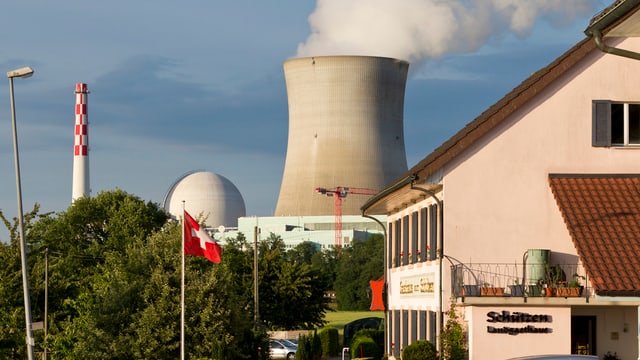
[7,66,35,360]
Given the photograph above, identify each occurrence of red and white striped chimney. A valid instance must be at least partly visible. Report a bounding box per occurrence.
[72,83,90,202]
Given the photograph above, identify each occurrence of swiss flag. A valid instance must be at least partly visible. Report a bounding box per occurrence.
[184,210,222,264]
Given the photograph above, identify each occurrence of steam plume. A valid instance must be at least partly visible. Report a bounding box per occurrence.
[296,0,601,62]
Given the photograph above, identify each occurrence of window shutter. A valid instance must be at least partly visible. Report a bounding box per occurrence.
[419,310,427,339]
[402,215,409,266]
[592,100,611,147]
[429,204,437,261]
[429,311,437,344]
[411,310,418,343]
[411,211,418,263]
[393,310,401,357]
[402,310,408,350]
[395,219,401,267]
[420,207,427,262]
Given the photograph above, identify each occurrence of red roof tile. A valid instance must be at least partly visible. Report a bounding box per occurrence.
[549,174,640,296]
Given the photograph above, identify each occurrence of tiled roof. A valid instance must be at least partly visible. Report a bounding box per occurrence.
[549,174,640,296]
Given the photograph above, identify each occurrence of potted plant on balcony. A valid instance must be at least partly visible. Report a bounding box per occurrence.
[526,280,543,297]
[556,273,584,297]
[543,264,564,296]
[458,279,479,297]
[480,282,504,297]
[509,279,524,297]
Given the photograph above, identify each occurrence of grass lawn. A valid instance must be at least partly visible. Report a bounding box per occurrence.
[323,310,384,334]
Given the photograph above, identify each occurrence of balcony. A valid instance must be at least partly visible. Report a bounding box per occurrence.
[451,262,590,301]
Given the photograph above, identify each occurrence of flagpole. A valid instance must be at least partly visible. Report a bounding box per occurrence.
[254,226,259,326]
[181,202,185,360]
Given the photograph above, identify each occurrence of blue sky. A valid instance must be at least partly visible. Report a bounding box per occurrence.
[0,0,608,238]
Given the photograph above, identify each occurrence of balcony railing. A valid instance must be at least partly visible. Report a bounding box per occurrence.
[451,262,589,298]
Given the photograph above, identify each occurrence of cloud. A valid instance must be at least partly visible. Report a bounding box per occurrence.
[296,0,600,62]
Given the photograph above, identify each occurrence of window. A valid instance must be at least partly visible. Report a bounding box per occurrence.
[593,100,640,146]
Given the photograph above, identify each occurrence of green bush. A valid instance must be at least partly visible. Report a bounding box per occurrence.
[296,335,308,360]
[401,340,437,360]
[311,331,322,360]
[296,332,321,360]
[350,336,382,360]
[318,327,340,356]
[442,303,468,360]
[353,328,384,349]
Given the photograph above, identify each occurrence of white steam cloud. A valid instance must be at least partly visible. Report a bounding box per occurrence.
[296,0,602,62]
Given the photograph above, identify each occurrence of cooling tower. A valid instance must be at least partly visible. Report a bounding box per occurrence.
[275,56,409,216]
[72,83,90,202]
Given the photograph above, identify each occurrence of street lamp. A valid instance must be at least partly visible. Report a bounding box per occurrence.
[7,65,35,360]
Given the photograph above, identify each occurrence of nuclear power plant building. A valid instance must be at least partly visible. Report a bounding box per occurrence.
[165,56,409,249]
[275,56,409,217]
[163,171,246,229]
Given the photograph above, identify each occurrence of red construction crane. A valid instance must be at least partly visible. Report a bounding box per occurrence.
[315,186,378,249]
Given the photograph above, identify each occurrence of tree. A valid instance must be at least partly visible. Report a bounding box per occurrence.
[43,216,264,359]
[287,242,336,304]
[333,234,384,310]
[0,190,334,358]
[231,233,331,330]
[0,204,49,358]
[0,226,24,359]
[26,191,268,359]
[11,191,168,357]
[222,232,255,310]
[310,247,337,297]
[219,233,332,331]
[12,190,167,359]
[286,241,319,264]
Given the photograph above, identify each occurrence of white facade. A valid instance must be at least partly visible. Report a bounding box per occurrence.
[224,215,386,250]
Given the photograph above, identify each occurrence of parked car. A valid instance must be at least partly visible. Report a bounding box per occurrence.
[282,339,298,347]
[508,355,599,360]
[269,339,297,360]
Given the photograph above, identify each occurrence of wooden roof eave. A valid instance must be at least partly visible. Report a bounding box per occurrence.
[361,174,443,216]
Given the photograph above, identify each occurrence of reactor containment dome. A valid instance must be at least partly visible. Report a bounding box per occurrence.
[163,170,246,228]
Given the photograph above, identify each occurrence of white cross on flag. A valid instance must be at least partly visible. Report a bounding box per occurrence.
[183,210,221,263]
